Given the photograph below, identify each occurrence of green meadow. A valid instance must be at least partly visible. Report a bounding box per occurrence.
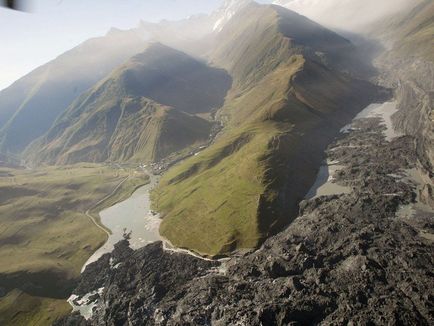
[0,163,149,325]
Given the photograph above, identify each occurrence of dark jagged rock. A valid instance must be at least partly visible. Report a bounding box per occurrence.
[56,114,433,325]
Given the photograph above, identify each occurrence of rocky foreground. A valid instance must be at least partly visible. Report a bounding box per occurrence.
[56,114,434,325]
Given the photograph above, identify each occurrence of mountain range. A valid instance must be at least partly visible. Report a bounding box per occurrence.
[0,0,433,324]
[0,0,421,256]
[152,3,383,255]
[0,0,244,156]
[57,1,433,324]
[1,0,432,254]
[26,43,231,165]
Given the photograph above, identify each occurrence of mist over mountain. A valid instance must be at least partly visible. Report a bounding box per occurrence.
[0,0,245,158]
[27,43,231,165]
[0,29,148,155]
[273,0,416,32]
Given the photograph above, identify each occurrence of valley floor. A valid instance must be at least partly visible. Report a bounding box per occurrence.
[57,108,434,324]
[0,164,149,326]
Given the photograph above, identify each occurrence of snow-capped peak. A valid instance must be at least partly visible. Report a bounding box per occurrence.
[213,0,252,32]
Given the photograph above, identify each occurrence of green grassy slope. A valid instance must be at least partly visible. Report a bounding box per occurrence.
[0,164,149,325]
[0,290,71,326]
[26,43,231,165]
[154,4,383,256]
[0,29,148,155]
[154,123,282,254]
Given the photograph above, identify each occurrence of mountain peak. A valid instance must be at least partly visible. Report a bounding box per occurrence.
[213,0,252,32]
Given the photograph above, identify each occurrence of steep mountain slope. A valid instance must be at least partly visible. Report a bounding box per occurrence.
[0,0,246,158]
[27,44,231,165]
[371,0,434,207]
[0,29,148,155]
[374,0,434,62]
[153,3,385,256]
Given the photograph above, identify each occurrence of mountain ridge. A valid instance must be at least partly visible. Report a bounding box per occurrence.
[153,3,385,255]
[0,30,149,155]
[0,0,250,158]
[26,43,231,165]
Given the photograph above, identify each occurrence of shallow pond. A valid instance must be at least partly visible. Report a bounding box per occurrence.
[341,101,402,141]
[305,162,350,199]
[82,174,161,271]
[307,101,401,199]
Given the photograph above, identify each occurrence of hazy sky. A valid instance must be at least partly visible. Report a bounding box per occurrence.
[0,0,243,90]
